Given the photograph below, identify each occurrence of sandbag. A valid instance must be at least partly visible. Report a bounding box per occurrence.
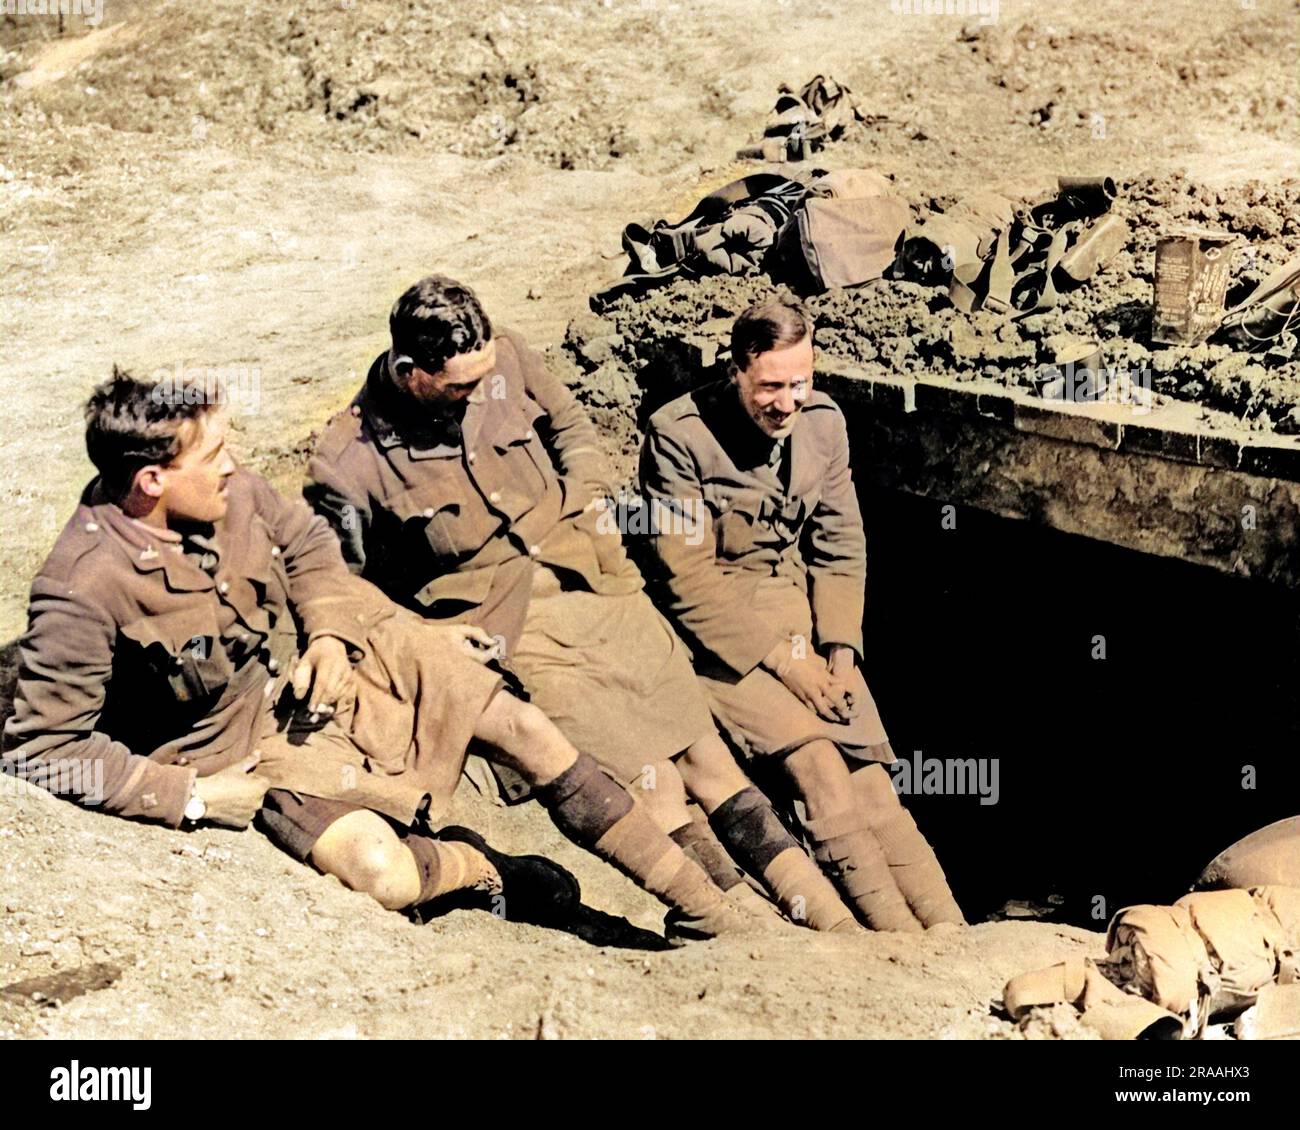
[1234,982,1300,1039]
[1196,816,1300,889]
[1178,889,1282,1017]
[1104,903,1214,1028]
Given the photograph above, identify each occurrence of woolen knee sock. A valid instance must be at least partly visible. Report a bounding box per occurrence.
[535,752,726,919]
[405,835,498,904]
[802,807,924,933]
[862,800,966,926]
[710,786,857,931]
[670,818,745,892]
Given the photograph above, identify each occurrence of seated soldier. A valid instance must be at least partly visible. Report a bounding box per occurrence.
[2,369,771,941]
[306,275,860,932]
[639,295,965,932]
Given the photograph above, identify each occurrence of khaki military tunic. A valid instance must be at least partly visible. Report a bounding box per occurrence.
[2,469,502,828]
[307,329,714,784]
[639,380,893,764]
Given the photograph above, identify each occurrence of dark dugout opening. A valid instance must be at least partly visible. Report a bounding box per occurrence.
[858,483,1300,927]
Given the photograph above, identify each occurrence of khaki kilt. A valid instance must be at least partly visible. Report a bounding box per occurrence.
[252,610,503,825]
[699,576,895,765]
[510,566,716,784]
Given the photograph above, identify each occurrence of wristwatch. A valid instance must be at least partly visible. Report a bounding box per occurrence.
[183,786,207,826]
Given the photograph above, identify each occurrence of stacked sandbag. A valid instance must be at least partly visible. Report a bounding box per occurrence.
[1004,883,1300,1040]
[1105,887,1300,1036]
[1002,956,1184,1040]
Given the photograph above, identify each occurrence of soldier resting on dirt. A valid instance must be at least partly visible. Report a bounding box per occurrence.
[2,370,778,941]
[305,275,863,932]
[639,295,965,932]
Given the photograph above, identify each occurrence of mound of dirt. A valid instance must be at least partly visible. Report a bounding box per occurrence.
[0,0,721,168]
[6,1,1295,179]
[0,782,1103,1039]
[565,169,1300,479]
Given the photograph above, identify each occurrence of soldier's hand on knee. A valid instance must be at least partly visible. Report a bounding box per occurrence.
[292,636,356,720]
[823,682,859,722]
[769,652,845,723]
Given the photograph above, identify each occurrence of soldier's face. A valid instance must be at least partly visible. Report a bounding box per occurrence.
[735,334,813,439]
[399,340,498,412]
[155,412,238,524]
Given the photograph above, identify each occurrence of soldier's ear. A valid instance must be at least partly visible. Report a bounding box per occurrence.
[133,464,168,501]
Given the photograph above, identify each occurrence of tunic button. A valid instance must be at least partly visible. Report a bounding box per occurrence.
[219,581,230,594]
[423,507,435,519]
[270,546,281,557]
[467,451,477,464]
[528,545,541,558]
[523,431,533,442]
[84,522,99,532]
[488,491,501,504]
[350,405,361,417]
[268,658,279,673]
[177,756,189,766]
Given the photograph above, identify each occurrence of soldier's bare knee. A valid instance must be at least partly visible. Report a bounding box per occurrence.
[784,739,852,817]
[490,699,575,785]
[630,758,692,831]
[677,733,750,810]
[312,811,413,910]
[784,738,842,783]
[853,761,901,813]
[511,700,554,745]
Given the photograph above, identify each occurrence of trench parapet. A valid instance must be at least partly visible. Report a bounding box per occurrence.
[819,361,1300,588]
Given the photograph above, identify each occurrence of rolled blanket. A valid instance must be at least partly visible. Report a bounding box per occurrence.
[1105,885,1300,1037]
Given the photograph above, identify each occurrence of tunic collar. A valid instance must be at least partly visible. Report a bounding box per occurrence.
[360,352,483,458]
[79,480,216,592]
[701,381,792,479]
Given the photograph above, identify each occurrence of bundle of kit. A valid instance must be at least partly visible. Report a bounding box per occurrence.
[897,175,1126,316]
[1005,886,1300,1040]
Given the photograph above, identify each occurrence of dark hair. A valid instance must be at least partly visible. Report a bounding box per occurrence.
[389,275,493,373]
[730,294,814,371]
[84,366,213,498]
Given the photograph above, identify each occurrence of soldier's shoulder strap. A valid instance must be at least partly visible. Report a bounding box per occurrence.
[646,394,701,439]
[650,379,735,433]
[39,506,112,587]
[315,405,365,464]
